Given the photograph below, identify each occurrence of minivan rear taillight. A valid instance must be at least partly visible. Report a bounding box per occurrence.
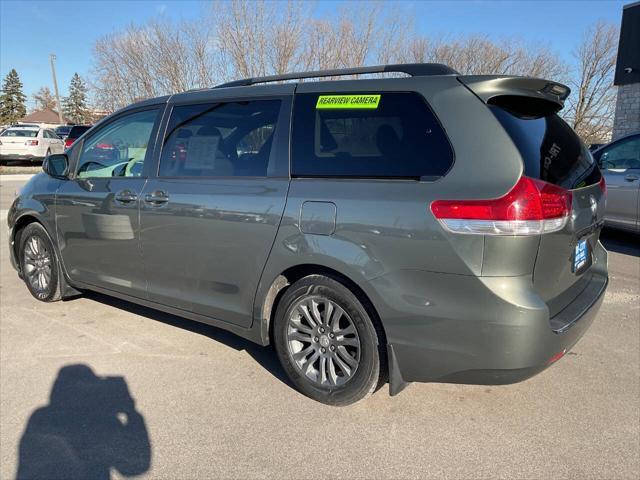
[64,138,74,148]
[430,176,572,235]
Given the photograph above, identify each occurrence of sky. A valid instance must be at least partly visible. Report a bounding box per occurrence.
[0,0,627,109]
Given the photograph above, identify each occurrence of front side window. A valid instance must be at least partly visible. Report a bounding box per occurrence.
[291,92,454,179]
[159,100,281,178]
[598,136,640,170]
[76,109,158,178]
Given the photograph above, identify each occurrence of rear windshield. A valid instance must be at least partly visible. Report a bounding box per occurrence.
[292,92,454,179]
[1,129,38,138]
[68,126,91,138]
[490,102,601,189]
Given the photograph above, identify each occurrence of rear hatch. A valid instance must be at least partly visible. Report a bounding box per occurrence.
[0,129,39,154]
[488,93,605,316]
[460,76,606,317]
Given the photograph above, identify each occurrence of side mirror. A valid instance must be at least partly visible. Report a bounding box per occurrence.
[43,153,69,178]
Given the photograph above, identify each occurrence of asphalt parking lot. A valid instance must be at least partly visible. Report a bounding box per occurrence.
[1,175,638,479]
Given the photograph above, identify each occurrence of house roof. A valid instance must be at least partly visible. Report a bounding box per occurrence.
[20,107,72,124]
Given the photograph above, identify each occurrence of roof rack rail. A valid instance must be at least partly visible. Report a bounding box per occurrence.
[215,63,458,88]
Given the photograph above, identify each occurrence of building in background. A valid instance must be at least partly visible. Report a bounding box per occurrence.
[613,1,640,140]
[18,107,71,129]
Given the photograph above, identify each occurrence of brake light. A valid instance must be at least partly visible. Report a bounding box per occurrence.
[430,176,573,235]
[25,140,38,146]
[64,138,75,148]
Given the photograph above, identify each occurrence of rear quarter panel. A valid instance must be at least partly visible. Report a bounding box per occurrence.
[253,76,524,331]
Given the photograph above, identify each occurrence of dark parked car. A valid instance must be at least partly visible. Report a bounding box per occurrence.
[592,132,640,232]
[63,125,92,149]
[8,64,608,405]
[54,125,74,140]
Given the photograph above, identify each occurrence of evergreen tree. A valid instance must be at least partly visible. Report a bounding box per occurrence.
[0,69,27,125]
[63,73,89,124]
[33,86,57,110]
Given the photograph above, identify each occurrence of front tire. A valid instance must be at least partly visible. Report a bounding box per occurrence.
[274,275,382,406]
[19,223,61,302]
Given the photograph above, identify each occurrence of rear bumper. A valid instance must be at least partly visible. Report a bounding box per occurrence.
[370,243,608,386]
[0,153,43,162]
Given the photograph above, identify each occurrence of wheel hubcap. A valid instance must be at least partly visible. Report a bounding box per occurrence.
[286,295,361,387]
[23,236,52,294]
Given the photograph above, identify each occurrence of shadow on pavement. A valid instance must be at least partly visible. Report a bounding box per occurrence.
[83,291,292,388]
[16,364,151,480]
[600,227,640,257]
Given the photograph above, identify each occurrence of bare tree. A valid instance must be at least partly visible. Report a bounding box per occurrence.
[89,0,616,146]
[92,16,220,110]
[565,22,618,144]
[210,0,270,79]
[396,34,567,80]
[33,86,56,110]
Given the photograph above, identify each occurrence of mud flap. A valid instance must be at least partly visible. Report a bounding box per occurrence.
[387,344,411,396]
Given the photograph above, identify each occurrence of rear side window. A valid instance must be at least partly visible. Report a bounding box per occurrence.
[490,100,601,189]
[68,126,91,138]
[292,92,453,179]
[159,100,281,178]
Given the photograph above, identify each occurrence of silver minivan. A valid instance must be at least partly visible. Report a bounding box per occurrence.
[8,64,608,405]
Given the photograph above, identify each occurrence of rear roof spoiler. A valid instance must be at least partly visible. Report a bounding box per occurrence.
[458,75,571,110]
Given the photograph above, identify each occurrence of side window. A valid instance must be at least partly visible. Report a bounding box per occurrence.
[291,92,453,179]
[76,109,158,178]
[600,137,640,170]
[43,130,50,139]
[158,100,281,178]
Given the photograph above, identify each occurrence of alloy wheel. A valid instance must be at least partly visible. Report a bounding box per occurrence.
[286,295,361,387]
[23,235,53,295]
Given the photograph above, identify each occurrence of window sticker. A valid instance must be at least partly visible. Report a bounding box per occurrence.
[185,136,220,170]
[316,94,381,110]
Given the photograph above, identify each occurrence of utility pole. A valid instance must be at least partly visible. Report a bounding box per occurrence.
[49,54,63,124]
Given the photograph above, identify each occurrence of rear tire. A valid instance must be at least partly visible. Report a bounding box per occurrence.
[19,223,62,302]
[273,275,381,406]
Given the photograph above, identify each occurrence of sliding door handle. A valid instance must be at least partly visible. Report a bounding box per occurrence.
[144,191,169,205]
[114,190,138,204]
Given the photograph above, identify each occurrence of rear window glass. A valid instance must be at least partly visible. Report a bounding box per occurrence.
[1,129,38,138]
[68,126,91,138]
[490,103,601,189]
[292,92,453,179]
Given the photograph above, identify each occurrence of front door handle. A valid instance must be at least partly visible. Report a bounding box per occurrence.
[114,190,138,204]
[144,190,169,205]
[625,174,639,182]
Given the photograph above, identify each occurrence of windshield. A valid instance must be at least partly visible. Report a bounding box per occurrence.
[1,129,38,138]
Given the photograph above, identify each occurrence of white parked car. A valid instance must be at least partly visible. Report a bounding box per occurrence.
[0,127,65,164]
